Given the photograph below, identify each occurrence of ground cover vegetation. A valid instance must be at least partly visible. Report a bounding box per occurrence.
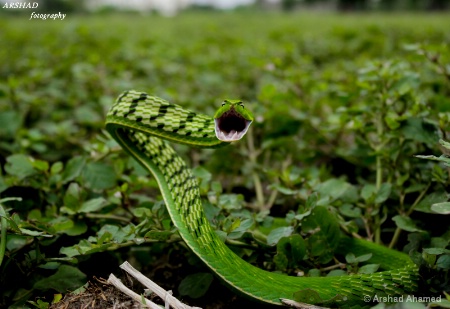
[0,11,449,308]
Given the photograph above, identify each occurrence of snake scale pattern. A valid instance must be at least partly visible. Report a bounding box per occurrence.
[105,90,420,308]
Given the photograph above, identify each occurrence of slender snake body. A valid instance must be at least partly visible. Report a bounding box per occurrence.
[106,90,419,308]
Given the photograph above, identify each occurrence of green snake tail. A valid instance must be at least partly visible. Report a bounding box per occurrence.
[106,90,419,308]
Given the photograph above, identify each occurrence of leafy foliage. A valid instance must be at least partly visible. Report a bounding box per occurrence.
[0,12,449,308]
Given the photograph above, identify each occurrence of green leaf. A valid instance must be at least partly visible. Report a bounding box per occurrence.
[78,197,107,213]
[358,264,379,274]
[431,202,450,215]
[405,183,426,194]
[385,111,401,130]
[345,253,357,264]
[0,110,22,137]
[28,299,50,309]
[52,293,63,304]
[62,156,86,184]
[28,209,42,221]
[270,183,298,195]
[273,249,289,271]
[436,255,450,269]
[32,159,49,172]
[210,181,222,194]
[50,162,63,175]
[192,166,212,181]
[375,183,391,204]
[266,226,294,246]
[0,176,7,193]
[440,139,450,150]
[295,209,312,221]
[192,166,211,192]
[355,253,372,263]
[302,206,340,263]
[430,237,448,248]
[218,194,244,210]
[81,162,116,190]
[39,262,61,270]
[306,193,318,209]
[62,182,83,213]
[228,218,253,239]
[423,248,450,255]
[64,221,88,236]
[229,217,241,233]
[361,184,376,202]
[274,235,306,271]
[33,265,87,292]
[415,191,448,213]
[287,235,306,263]
[431,298,450,308]
[144,230,172,241]
[402,118,438,145]
[59,246,80,258]
[178,273,213,299]
[422,251,437,266]
[339,204,361,218]
[317,178,351,200]
[392,215,424,232]
[346,253,372,264]
[307,269,321,277]
[132,207,152,218]
[51,217,75,233]
[19,228,51,237]
[416,154,450,167]
[5,154,36,180]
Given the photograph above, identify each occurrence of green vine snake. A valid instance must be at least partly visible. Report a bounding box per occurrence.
[105,90,419,308]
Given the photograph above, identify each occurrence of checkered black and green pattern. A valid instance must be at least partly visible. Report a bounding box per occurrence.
[105,91,419,308]
[108,90,226,147]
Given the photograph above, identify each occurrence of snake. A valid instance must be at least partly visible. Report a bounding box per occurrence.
[105,90,420,308]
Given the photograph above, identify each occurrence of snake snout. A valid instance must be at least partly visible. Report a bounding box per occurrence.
[214,109,252,142]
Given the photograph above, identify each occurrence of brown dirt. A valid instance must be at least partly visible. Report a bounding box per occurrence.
[49,278,145,309]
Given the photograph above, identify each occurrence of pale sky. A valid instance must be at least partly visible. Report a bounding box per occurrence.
[0,0,278,15]
[191,0,256,9]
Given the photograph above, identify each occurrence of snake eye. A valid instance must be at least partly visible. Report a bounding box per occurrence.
[222,102,225,106]
[239,103,244,108]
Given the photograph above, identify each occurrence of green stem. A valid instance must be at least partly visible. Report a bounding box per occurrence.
[375,156,383,190]
[406,183,431,216]
[106,236,181,251]
[86,213,131,223]
[252,172,265,208]
[388,183,430,249]
[374,129,384,244]
[0,197,22,267]
[0,206,6,267]
[246,127,265,208]
[388,227,402,250]
[265,189,278,210]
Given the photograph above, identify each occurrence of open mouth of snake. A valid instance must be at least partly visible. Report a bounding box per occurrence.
[214,108,252,142]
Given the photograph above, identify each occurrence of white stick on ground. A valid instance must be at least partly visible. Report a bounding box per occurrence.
[108,273,160,309]
[281,298,328,309]
[108,261,202,309]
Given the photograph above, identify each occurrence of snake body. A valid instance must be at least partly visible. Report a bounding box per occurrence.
[106,91,419,308]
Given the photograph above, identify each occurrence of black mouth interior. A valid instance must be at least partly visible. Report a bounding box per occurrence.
[217,109,247,133]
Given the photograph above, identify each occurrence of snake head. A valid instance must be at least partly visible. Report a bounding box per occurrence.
[213,99,254,142]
